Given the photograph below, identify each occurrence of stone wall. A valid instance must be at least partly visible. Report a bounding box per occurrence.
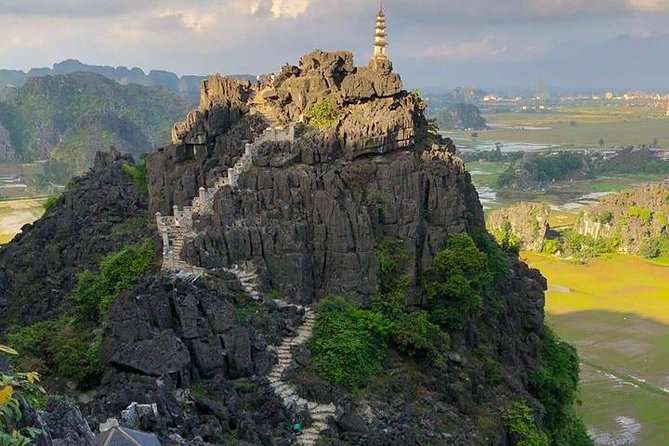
[182,149,483,305]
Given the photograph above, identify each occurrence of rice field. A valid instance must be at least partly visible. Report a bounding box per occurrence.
[0,198,45,245]
[522,252,669,446]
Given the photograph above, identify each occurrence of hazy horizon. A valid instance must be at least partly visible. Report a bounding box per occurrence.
[1,0,668,92]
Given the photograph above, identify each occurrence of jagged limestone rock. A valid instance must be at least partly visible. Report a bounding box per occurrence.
[487,203,550,251]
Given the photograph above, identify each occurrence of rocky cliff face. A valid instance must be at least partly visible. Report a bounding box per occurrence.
[0,150,153,328]
[487,203,550,251]
[183,147,482,306]
[577,183,669,254]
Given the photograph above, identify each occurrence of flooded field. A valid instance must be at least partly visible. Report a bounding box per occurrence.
[0,198,45,244]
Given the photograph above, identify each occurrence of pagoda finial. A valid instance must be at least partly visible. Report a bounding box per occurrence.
[370,2,391,70]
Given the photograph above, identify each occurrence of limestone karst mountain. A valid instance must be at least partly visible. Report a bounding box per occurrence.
[0,72,189,178]
[0,46,590,446]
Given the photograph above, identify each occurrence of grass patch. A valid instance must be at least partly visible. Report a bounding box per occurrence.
[74,238,155,323]
[123,163,148,196]
[42,195,59,213]
[503,402,550,446]
[306,96,342,130]
[530,327,592,445]
[308,296,391,388]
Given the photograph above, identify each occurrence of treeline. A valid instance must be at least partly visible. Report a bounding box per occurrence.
[465,147,669,190]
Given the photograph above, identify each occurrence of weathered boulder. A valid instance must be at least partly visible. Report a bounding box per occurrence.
[172,75,251,145]
[40,398,97,446]
[105,329,191,376]
[222,326,254,378]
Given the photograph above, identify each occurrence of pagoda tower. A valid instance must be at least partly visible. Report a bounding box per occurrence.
[369,4,392,71]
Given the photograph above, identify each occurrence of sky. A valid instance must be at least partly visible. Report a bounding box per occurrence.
[1,0,668,92]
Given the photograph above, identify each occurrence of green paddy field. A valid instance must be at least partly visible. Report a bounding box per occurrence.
[523,253,669,446]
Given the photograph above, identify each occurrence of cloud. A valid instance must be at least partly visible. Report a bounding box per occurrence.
[0,0,154,16]
[0,0,666,90]
[421,36,507,60]
[270,0,312,18]
[389,0,669,24]
[628,0,669,11]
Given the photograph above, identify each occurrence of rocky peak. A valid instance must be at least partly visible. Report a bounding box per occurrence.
[198,74,252,111]
[168,49,424,159]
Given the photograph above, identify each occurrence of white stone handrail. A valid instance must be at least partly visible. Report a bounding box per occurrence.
[153,123,332,444]
[157,124,296,274]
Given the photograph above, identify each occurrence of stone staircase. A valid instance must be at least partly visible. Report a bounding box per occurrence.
[267,306,337,445]
[157,125,294,275]
[155,122,333,444]
[251,88,284,129]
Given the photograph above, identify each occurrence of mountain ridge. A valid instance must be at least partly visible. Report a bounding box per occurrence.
[0,58,255,103]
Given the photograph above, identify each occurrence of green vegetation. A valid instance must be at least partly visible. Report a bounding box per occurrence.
[41,195,59,213]
[641,234,669,259]
[496,152,585,189]
[0,345,46,445]
[594,147,669,175]
[491,220,522,254]
[308,296,391,388]
[374,238,450,366]
[8,239,156,388]
[628,206,652,223]
[306,96,342,130]
[74,238,155,323]
[473,347,505,386]
[502,402,549,446]
[123,162,148,196]
[595,210,613,225]
[530,327,592,446]
[424,233,501,330]
[2,75,186,163]
[559,230,617,261]
[310,233,506,388]
[112,216,150,236]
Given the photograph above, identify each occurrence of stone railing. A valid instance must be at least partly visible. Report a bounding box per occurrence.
[156,125,296,273]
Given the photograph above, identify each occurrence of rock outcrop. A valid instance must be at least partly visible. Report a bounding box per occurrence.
[577,183,669,254]
[0,150,153,328]
[184,149,480,306]
[487,203,550,251]
[91,274,303,444]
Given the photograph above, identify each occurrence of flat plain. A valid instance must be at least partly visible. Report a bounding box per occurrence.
[523,252,669,446]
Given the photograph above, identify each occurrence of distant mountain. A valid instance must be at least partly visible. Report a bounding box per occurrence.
[0,59,255,103]
[0,72,190,177]
[433,103,487,130]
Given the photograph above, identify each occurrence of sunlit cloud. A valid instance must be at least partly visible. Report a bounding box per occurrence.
[421,36,507,60]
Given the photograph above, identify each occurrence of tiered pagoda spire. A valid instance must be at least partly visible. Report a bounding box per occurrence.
[369,3,392,71]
